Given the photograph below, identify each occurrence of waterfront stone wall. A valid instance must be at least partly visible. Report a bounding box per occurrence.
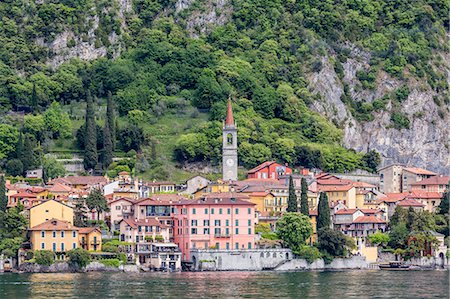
[191,249,369,271]
[191,249,293,271]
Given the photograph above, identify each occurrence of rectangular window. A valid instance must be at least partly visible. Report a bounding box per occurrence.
[215,242,220,249]
[248,242,252,249]
[116,206,121,210]
[182,208,187,215]
[41,231,45,238]
[203,228,210,234]
[248,220,251,226]
[226,242,230,249]
[61,231,65,238]
[205,208,208,214]
[41,243,45,249]
[235,242,239,249]
[226,228,229,235]
[203,220,210,226]
[191,228,197,234]
[227,208,231,215]
[61,243,65,251]
[226,220,229,226]
[214,220,221,226]
[72,231,76,238]
[219,208,223,214]
[193,208,196,214]
[248,228,252,235]
[52,231,56,238]
[52,243,56,252]
[235,219,239,226]
[191,220,197,226]
[214,228,221,235]
[235,228,239,234]
[73,243,76,249]
[248,208,251,214]
[235,208,239,214]
[211,208,214,214]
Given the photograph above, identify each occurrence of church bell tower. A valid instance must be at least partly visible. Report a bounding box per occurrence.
[222,99,238,181]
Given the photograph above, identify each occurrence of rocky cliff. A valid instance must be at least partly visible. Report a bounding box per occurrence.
[28,0,450,174]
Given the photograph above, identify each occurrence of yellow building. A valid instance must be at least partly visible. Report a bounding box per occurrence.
[308,210,318,244]
[318,185,356,208]
[248,192,275,212]
[29,219,80,254]
[29,219,102,254]
[28,199,74,228]
[79,227,102,251]
[193,181,232,199]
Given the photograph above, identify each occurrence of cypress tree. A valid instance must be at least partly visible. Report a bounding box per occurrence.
[102,116,113,169]
[83,90,98,171]
[31,83,39,113]
[317,192,331,232]
[21,136,35,172]
[0,175,7,212]
[300,177,309,215]
[15,132,23,160]
[287,175,298,212]
[438,188,449,215]
[106,91,116,151]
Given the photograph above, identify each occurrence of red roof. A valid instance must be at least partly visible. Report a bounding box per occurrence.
[50,176,107,186]
[309,209,318,216]
[78,227,101,234]
[109,197,136,205]
[177,193,254,206]
[250,191,272,197]
[225,98,234,126]
[410,176,450,186]
[403,167,437,176]
[353,216,386,224]
[247,161,276,174]
[383,193,409,202]
[118,171,129,175]
[398,199,425,207]
[407,191,442,199]
[351,181,377,188]
[29,219,77,231]
[11,192,38,198]
[317,178,353,186]
[48,183,72,193]
[318,185,354,192]
[335,208,382,215]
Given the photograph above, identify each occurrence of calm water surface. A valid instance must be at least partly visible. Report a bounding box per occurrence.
[0,270,448,298]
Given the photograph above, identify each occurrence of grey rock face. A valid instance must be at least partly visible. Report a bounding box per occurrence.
[309,49,450,174]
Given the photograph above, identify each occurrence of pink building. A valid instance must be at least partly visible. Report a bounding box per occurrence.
[172,193,256,262]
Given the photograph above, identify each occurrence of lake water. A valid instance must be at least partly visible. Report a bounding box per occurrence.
[0,270,448,298]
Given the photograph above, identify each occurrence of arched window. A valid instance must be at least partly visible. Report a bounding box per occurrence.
[226,133,233,145]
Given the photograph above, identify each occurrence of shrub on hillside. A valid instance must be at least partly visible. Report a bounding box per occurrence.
[67,248,91,268]
[34,250,55,266]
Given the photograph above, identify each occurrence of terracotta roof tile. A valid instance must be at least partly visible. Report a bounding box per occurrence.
[403,167,437,176]
[398,199,425,207]
[353,216,386,224]
[410,176,450,186]
[247,161,276,174]
[29,219,77,231]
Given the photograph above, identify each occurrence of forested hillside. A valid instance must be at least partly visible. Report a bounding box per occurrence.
[0,0,448,180]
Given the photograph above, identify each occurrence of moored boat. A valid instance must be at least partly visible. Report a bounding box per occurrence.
[379,261,410,270]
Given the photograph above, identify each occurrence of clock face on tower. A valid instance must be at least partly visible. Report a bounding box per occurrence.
[226,158,235,167]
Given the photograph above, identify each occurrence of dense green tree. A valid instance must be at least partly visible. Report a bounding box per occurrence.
[84,91,98,171]
[317,192,331,232]
[287,175,298,212]
[406,207,416,231]
[21,135,36,172]
[361,149,381,173]
[15,132,24,160]
[6,159,23,176]
[0,176,7,212]
[74,200,88,227]
[67,248,91,268]
[300,178,309,215]
[367,231,390,247]
[119,125,145,152]
[388,223,409,249]
[30,83,39,113]
[438,189,449,215]
[276,212,313,253]
[318,228,355,257]
[43,101,71,138]
[106,91,116,150]
[102,117,113,169]
[42,156,65,181]
[86,188,109,221]
[0,124,19,160]
[34,250,55,266]
[389,205,408,228]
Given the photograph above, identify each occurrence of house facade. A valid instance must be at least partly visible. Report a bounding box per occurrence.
[172,194,256,262]
[247,161,292,180]
[28,199,74,228]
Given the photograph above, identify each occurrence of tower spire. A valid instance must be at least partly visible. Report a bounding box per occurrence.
[225,97,234,127]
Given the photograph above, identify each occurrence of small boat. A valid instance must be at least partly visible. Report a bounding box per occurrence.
[379,261,410,270]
